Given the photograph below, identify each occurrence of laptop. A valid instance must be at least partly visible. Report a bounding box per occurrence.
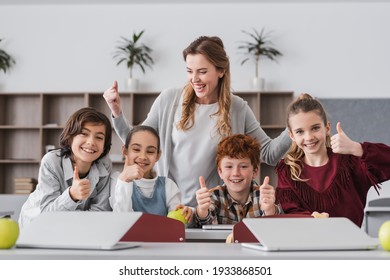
[202,224,234,230]
[16,211,143,250]
[241,217,378,251]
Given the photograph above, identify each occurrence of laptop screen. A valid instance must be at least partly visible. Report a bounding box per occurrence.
[16,211,142,250]
[242,217,378,251]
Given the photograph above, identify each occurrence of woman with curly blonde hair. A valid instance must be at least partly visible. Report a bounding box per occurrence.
[104,36,290,207]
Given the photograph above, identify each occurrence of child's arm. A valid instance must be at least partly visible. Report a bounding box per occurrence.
[331,122,363,157]
[166,178,182,212]
[87,156,112,211]
[195,176,211,219]
[259,176,278,216]
[110,174,134,212]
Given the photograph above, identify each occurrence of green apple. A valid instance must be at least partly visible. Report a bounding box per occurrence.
[167,209,188,224]
[379,220,390,251]
[0,218,19,249]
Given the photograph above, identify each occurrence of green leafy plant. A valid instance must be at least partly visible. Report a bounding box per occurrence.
[238,28,282,78]
[0,38,15,74]
[113,30,154,79]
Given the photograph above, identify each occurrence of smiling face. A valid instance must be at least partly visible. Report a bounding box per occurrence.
[186,53,224,104]
[218,156,258,202]
[288,111,330,157]
[71,122,106,168]
[123,130,161,178]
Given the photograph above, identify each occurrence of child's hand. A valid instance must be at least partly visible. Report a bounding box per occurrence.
[69,166,91,201]
[118,155,144,182]
[175,204,193,223]
[311,211,329,218]
[103,80,122,118]
[331,122,363,157]
[259,176,276,216]
[195,176,211,218]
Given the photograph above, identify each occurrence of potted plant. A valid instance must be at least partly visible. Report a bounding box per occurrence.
[0,38,15,75]
[238,28,282,90]
[113,30,154,91]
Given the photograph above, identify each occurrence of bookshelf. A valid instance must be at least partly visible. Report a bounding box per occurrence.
[0,91,293,193]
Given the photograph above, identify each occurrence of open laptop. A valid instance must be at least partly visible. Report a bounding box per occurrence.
[241,217,378,251]
[16,211,143,250]
[202,224,234,230]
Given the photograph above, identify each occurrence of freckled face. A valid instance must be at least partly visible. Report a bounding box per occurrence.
[186,53,224,104]
[218,157,257,196]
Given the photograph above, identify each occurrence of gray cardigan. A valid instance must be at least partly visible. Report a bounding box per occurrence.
[113,87,291,205]
[19,150,112,229]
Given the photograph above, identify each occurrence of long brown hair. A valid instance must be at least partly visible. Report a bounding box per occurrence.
[284,93,331,181]
[178,36,231,137]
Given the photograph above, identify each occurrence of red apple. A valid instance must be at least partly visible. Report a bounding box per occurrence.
[0,218,19,249]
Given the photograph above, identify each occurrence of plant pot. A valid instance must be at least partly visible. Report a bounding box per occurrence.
[252,77,265,91]
[127,78,139,91]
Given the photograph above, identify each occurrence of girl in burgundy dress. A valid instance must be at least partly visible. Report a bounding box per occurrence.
[276,93,390,226]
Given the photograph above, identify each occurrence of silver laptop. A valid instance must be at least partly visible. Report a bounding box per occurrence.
[16,211,143,250]
[241,217,378,251]
[202,224,234,230]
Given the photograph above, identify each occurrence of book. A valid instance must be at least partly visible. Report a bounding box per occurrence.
[14,177,37,194]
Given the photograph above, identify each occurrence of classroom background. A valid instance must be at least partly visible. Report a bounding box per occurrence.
[1,0,389,210]
[0,0,389,99]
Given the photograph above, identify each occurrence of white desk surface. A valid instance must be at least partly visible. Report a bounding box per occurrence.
[0,210,14,217]
[185,228,231,241]
[1,243,389,260]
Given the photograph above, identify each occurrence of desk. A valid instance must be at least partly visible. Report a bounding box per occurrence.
[0,211,14,218]
[185,229,231,242]
[1,243,389,260]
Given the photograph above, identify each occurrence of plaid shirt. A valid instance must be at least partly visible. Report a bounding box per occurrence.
[193,182,282,227]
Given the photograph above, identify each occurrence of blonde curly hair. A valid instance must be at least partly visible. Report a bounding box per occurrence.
[178,36,231,137]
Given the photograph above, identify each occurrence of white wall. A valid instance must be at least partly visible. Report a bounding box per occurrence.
[0,2,389,98]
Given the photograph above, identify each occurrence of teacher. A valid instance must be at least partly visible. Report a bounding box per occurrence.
[103,36,291,207]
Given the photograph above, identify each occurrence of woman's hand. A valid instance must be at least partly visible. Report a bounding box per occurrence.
[103,80,122,118]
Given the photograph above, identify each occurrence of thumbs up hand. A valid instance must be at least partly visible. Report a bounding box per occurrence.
[195,176,211,218]
[259,176,276,216]
[103,80,122,117]
[330,122,363,156]
[69,165,91,202]
[118,155,145,182]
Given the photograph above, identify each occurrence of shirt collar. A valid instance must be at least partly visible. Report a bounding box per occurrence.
[63,156,109,182]
[223,184,254,209]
